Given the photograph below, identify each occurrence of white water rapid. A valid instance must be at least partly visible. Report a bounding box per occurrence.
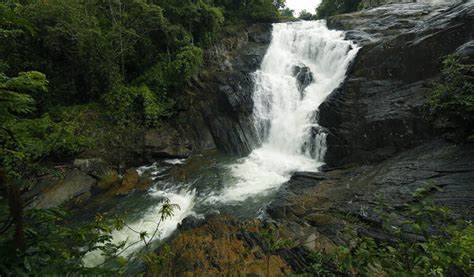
[216,20,360,203]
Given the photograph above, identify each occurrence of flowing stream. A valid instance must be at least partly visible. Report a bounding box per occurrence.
[83,20,359,267]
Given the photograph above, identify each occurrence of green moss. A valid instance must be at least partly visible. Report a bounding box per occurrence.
[98,170,120,190]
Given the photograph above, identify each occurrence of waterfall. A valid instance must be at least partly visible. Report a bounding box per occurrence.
[84,21,359,267]
[217,21,360,203]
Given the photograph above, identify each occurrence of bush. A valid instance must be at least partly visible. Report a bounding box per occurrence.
[304,185,474,276]
[426,55,474,139]
[103,85,174,127]
[169,45,204,81]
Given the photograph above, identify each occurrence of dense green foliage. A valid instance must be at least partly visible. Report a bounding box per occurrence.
[0,0,289,275]
[316,0,362,18]
[0,0,283,125]
[427,55,474,139]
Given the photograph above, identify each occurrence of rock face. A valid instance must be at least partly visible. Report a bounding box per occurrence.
[115,168,139,196]
[73,158,112,179]
[321,1,474,167]
[268,140,474,245]
[292,65,314,97]
[142,126,192,159]
[143,24,273,158]
[30,169,97,208]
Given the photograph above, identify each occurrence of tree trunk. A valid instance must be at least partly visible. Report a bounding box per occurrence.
[2,168,25,250]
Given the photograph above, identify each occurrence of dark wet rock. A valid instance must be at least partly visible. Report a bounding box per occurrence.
[143,126,192,159]
[455,40,474,64]
[267,139,474,245]
[292,65,314,96]
[73,158,112,179]
[178,215,206,231]
[136,176,153,191]
[358,0,415,9]
[29,168,96,208]
[248,23,273,43]
[165,23,273,157]
[321,1,474,167]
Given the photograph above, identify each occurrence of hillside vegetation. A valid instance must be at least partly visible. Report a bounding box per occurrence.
[0,0,286,274]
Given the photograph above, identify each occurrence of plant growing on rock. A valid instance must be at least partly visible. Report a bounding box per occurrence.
[426,55,474,140]
[303,184,474,276]
[260,230,294,277]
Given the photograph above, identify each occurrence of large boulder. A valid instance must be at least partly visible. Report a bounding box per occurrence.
[115,168,139,196]
[165,215,292,276]
[292,65,314,96]
[266,139,474,245]
[73,158,112,179]
[143,126,192,159]
[31,169,96,208]
[455,40,474,64]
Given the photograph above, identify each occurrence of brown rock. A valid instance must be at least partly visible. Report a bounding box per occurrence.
[115,168,139,196]
[159,215,292,277]
[137,176,154,191]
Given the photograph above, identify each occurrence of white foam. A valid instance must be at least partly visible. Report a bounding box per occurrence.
[83,189,195,267]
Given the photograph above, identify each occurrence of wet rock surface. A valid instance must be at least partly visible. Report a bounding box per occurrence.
[292,65,314,96]
[268,139,474,245]
[114,168,140,196]
[158,23,273,157]
[321,1,474,166]
[28,168,97,208]
[73,158,112,179]
[142,126,192,159]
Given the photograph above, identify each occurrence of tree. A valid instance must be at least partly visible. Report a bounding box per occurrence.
[0,71,48,250]
[299,10,315,20]
[316,0,362,19]
[280,7,295,18]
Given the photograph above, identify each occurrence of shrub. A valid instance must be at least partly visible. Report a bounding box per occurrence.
[103,84,174,127]
[305,185,474,276]
[98,170,120,190]
[169,45,204,82]
[426,55,474,139]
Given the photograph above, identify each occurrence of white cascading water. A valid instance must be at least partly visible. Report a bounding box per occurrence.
[216,21,359,202]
